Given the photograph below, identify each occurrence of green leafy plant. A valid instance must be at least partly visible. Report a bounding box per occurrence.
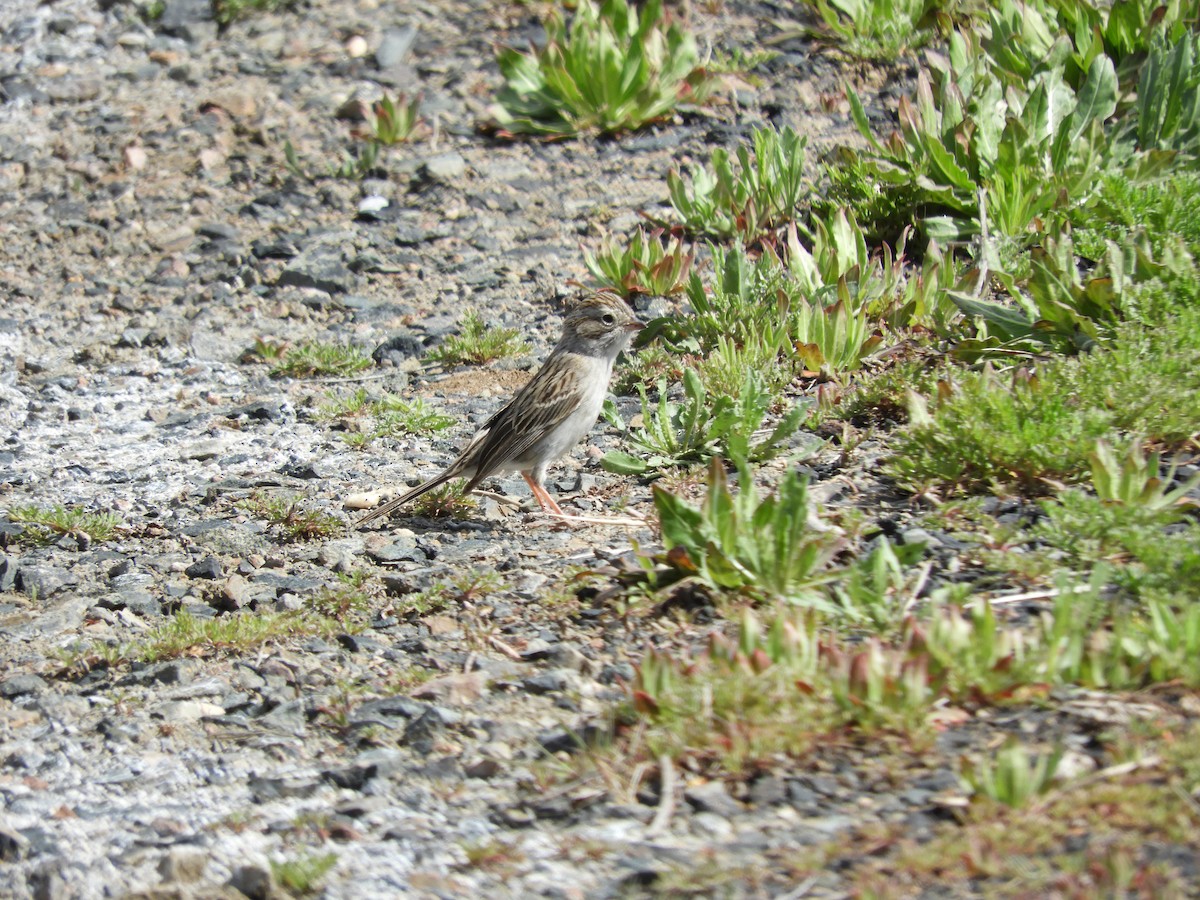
[651,457,843,604]
[960,740,1064,808]
[837,28,1116,244]
[583,227,693,297]
[270,853,338,896]
[1088,439,1200,514]
[804,0,949,59]
[319,389,454,449]
[787,212,904,318]
[409,483,478,520]
[1071,170,1200,260]
[888,368,1108,493]
[214,0,292,25]
[949,229,1157,355]
[646,239,886,384]
[237,493,343,540]
[283,139,381,181]
[828,538,929,632]
[488,0,716,136]
[792,299,882,374]
[5,505,121,546]
[128,608,358,664]
[1049,0,1199,81]
[366,92,421,145]
[426,310,529,365]
[1127,31,1200,158]
[270,342,374,378]
[889,293,1200,493]
[305,582,373,624]
[666,124,807,241]
[601,369,808,475]
[243,337,287,362]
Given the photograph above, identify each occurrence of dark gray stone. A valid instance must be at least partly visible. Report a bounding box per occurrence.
[256,699,306,734]
[400,707,451,754]
[16,565,78,598]
[226,400,289,423]
[185,555,223,579]
[277,245,355,294]
[229,861,276,900]
[748,775,789,806]
[522,671,568,695]
[684,780,744,817]
[324,749,406,789]
[350,696,427,726]
[157,0,216,42]
[0,674,47,698]
[367,535,426,563]
[0,554,16,591]
[247,774,321,802]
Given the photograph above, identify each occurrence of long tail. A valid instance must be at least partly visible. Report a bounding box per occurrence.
[355,472,456,527]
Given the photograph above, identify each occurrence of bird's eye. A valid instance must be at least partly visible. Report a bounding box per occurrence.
[601,313,616,325]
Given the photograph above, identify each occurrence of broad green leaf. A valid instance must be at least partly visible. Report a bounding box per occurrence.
[948,292,1035,341]
[601,450,648,475]
[1068,55,1117,144]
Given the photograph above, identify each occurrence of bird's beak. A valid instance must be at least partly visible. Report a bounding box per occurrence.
[626,320,645,332]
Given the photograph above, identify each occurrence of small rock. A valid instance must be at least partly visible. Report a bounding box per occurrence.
[257,699,306,734]
[372,333,425,363]
[180,439,227,461]
[278,245,355,294]
[350,696,426,726]
[0,674,47,699]
[375,25,417,69]
[0,554,17,591]
[218,573,257,610]
[158,0,217,42]
[520,638,555,661]
[248,774,321,802]
[197,221,241,242]
[748,775,788,806]
[203,89,257,119]
[684,780,743,817]
[401,707,452,754]
[229,859,277,900]
[0,826,28,861]
[420,152,466,183]
[1056,748,1098,781]
[227,400,288,423]
[324,748,406,789]
[367,533,425,563]
[185,556,223,579]
[153,700,225,722]
[523,671,569,695]
[16,565,78,598]
[411,671,485,706]
[158,846,208,884]
[123,145,148,171]
[463,758,502,779]
[359,195,389,214]
[690,811,734,841]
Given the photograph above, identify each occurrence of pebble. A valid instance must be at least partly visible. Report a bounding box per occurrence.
[0,674,48,698]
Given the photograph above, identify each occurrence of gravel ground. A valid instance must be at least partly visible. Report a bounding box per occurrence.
[1,1,1187,898]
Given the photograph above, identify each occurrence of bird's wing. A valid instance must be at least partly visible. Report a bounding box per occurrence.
[461,360,584,490]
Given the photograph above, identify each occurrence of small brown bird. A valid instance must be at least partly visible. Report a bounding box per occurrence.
[357,293,643,526]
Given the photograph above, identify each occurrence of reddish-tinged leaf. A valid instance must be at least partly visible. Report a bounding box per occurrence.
[749,648,773,674]
[632,690,660,715]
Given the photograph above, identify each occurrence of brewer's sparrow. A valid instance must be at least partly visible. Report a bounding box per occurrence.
[356,293,643,525]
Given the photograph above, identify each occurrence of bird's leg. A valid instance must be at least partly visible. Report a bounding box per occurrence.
[522,472,565,517]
